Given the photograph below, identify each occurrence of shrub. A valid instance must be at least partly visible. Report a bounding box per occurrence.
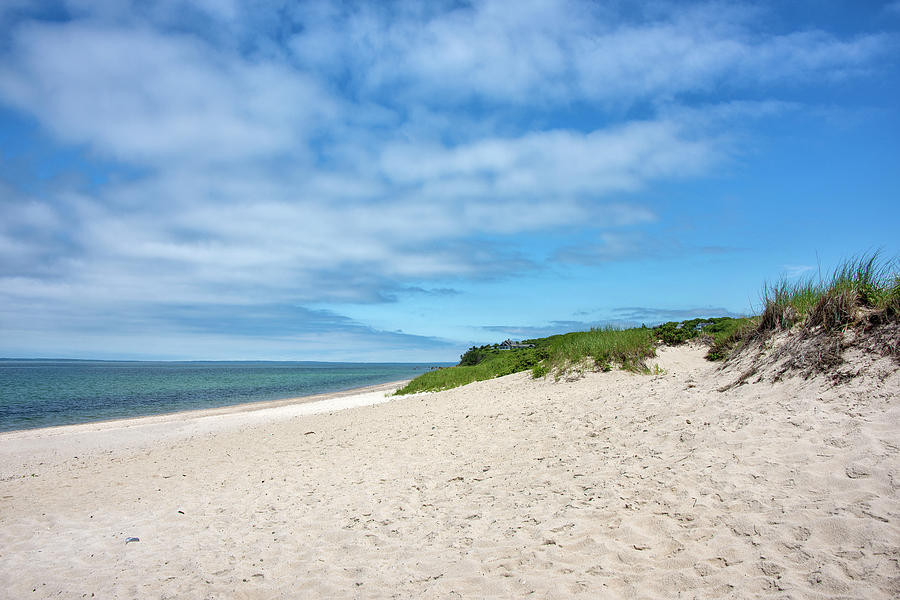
[652,317,752,361]
[654,321,693,345]
[705,319,755,360]
[459,345,492,366]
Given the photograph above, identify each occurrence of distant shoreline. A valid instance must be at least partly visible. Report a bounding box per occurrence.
[0,377,411,437]
[1,360,452,433]
[0,358,441,364]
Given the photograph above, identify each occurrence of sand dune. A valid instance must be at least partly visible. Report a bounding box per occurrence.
[1,344,898,598]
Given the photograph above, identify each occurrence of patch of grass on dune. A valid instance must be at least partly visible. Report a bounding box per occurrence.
[757,279,820,331]
[395,253,898,395]
[540,327,656,375]
[395,327,656,395]
[725,252,900,377]
[887,275,900,317]
[756,253,898,335]
[394,347,547,394]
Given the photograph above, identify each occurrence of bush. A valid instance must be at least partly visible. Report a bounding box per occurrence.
[653,317,751,357]
[396,346,543,394]
[459,345,492,366]
[654,321,693,345]
[705,319,755,360]
[531,363,548,378]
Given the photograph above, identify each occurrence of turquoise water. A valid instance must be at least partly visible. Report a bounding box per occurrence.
[0,360,447,432]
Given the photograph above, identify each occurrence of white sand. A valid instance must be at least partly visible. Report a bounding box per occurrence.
[1,345,898,598]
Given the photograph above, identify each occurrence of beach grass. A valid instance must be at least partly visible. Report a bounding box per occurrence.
[395,320,751,395]
[540,327,656,374]
[756,252,898,334]
[394,347,546,394]
[395,253,898,395]
[395,327,658,395]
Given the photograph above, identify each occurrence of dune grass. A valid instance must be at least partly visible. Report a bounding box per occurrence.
[395,319,751,395]
[395,253,898,395]
[538,327,656,375]
[888,275,900,316]
[395,327,657,395]
[756,253,898,334]
[394,347,546,394]
[731,252,900,377]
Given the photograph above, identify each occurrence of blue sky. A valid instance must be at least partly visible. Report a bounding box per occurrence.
[1,0,898,361]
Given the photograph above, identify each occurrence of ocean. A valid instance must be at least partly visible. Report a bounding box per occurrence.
[0,359,447,432]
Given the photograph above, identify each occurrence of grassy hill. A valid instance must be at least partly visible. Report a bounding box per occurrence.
[396,253,899,396]
[395,317,751,394]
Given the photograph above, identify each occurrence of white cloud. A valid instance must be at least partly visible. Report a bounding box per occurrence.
[0,0,878,308]
[380,120,718,201]
[0,21,335,164]
[0,1,895,358]
[1,2,889,172]
[289,0,894,106]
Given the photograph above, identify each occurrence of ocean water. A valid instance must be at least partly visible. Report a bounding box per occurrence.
[0,359,447,432]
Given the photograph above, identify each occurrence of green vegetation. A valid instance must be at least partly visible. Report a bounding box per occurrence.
[541,327,656,374]
[652,317,752,348]
[888,275,900,317]
[756,253,898,334]
[395,327,657,395]
[652,317,755,361]
[394,346,547,394]
[395,253,898,395]
[704,319,756,361]
[740,253,900,378]
[458,343,502,366]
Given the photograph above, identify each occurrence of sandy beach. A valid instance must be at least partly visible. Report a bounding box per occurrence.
[1,344,898,599]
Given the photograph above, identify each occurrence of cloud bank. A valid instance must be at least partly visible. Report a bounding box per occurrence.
[0,0,895,358]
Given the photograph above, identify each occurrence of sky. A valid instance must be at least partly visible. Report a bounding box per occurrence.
[0,0,898,362]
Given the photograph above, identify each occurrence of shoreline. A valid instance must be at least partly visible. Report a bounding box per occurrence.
[0,378,410,437]
[0,378,410,479]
